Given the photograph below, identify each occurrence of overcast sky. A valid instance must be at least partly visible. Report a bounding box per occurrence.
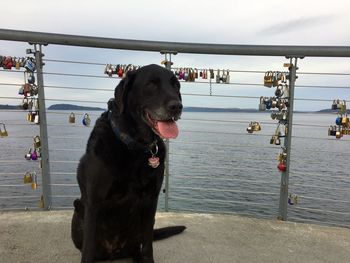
[1,0,350,111]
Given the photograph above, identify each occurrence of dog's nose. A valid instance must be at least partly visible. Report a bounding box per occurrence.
[167,100,183,114]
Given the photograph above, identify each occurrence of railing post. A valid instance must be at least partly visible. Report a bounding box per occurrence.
[160,51,177,212]
[32,44,52,210]
[277,57,299,220]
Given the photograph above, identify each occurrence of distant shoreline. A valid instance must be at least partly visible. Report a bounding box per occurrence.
[0,103,348,114]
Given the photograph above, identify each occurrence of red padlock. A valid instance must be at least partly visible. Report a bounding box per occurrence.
[3,56,13,69]
[117,66,123,78]
[277,162,286,172]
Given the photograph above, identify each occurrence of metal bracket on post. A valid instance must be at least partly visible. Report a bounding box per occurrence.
[160,51,177,212]
[29,43,52,210]
[277,56,301,221]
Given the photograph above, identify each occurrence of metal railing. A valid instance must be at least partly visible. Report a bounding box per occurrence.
[0,29,349,228]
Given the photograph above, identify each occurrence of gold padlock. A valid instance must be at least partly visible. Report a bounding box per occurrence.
[34,135,41,148]
[69,112,76,123]
[23,172,33,184]
[31,173,37,190]
[0,123,8,137]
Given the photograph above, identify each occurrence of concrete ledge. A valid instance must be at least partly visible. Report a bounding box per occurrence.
[0,211,349,263]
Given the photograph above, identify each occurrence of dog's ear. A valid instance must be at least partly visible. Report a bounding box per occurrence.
[114,70,136,114]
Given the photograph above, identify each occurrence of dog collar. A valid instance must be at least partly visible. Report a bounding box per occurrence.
[108,110,158,152]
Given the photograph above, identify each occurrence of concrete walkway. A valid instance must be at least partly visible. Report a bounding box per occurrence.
[0,211,349,263]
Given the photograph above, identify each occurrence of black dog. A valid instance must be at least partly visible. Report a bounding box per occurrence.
[71,64,185,263]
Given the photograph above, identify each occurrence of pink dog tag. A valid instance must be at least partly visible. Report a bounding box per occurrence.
[148,156,160,168]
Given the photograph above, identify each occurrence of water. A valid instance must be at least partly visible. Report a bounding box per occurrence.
[0,110,349,227]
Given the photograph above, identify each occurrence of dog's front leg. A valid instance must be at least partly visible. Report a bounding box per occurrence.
[138,202,158,263]
[81,203,98,263]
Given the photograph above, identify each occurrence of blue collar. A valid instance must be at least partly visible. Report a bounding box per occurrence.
[108,110,157,152]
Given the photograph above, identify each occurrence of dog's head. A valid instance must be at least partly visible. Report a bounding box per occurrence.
[113,64,182,140]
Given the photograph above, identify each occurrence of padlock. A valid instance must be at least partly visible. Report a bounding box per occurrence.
[246,126,253,133]
[277,162,286,172]
[221,69,227,83]
[34,111,40,124]
[82,113,91,126]
[69,112,76,123]
[15,57,20,70]
[264,71,273,87]
[28,72,35,84]
[274,137,281,145]
[18,85,24,95]
[31,149,38,161]
[24,58,36,72]
[259,96,266,111]
[340,100,347,113]
[194,68,199,79]
[341,114,349,125]
[0,123,8,137]
[209,69,214,79]
[270,135,276,144]
[23,172,33,184]
[21,98,29,110]
[331,99,337,110]
[104,64,113,77]
[335,130,342,139]
[335,116,342,125]
[25,148,32,160]
[183,68,189,81]
[271,112,277,120]
[275,84,284,97]
[216,69,221,83]
[23,83,31,97]
[271,98,278,108]
[3,56,13,69]
[31,173,37,189]
[117,65,123,78]
[225,70,230,84]
[34,135,41,148]
[178,68,184,80]
[273,72,279,87]
[30,84,38,96]
[252,122,261,131]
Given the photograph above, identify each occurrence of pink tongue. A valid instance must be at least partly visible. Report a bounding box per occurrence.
[156,121,179,139]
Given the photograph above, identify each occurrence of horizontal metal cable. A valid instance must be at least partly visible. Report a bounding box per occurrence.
[291,183,349,192]
[171,164,276,174]
[52,195,79,198]
[0,207,41,211]
[0,195,38,199]
[45,84,113,92]
[0,160,39,164]
[172,175,279,185]
[50,160,79,164]
[172,186,278,196]
[49,148,83,152]
[44,58,106,66]
[170,140,280,148]
[0,184,26,187]
[292,206,350,216]
[50,206,74,210]
[49,183,78,187]
[45,97,106,104]
[291,171,350,181]
[46,111,102,116]
[169,196,272,207]
[298,195,350,204]
[51,172,76,175]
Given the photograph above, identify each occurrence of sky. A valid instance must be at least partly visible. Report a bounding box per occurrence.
[1,0,350,111]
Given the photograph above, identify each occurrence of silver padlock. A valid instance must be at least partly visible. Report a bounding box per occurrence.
[259,96,266,111]
[216,69,221,83]
[225,70,230,84]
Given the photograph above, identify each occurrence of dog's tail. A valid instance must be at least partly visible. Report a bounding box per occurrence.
[153,226,186,241]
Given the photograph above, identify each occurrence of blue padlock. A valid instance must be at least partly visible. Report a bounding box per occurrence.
[335,117,342,125]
